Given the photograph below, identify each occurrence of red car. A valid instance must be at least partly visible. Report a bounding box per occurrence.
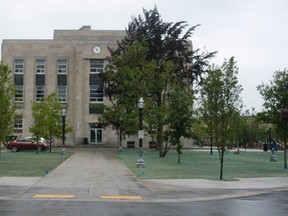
[7,138,48,152]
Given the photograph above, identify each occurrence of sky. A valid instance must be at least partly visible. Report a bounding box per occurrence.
[1,0,288,112]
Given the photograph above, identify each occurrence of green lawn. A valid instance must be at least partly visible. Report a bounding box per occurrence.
[117,149,288,180]
[0,150,73,177]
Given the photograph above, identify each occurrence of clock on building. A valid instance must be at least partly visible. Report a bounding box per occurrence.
[92,46,101,54]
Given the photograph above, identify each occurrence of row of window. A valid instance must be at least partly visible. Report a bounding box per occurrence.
[13,59,104,103]
[14,85,67,102]
[14,59,104,74]
[14,59,68,74]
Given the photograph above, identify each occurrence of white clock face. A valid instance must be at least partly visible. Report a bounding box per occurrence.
[93,46,101,54]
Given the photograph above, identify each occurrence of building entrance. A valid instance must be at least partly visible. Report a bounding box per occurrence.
[90,128,102,144]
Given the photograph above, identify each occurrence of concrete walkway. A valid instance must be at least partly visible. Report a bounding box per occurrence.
[1,148,288,202]
[17,148,153,200]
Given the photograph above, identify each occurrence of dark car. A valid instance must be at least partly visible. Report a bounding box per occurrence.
[7,138,48,152]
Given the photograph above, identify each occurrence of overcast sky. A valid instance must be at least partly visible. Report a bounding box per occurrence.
[1,0,288,112]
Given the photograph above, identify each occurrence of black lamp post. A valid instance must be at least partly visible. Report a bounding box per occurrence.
[137,97,145,168]
[61,108,66,155]
[281,109,288,169]
[268,124,272,150]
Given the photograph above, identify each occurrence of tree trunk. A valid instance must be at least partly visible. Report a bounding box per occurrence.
[119,129,123,151]
[177,152,181,163]
[157,125,166,157]
[210,130,213,155]
[49,132,52,153]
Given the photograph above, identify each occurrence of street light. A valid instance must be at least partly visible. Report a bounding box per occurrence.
[61,108,66,155]
[137,97,145,168]
[281,109,288,169]
[268,124,272,150]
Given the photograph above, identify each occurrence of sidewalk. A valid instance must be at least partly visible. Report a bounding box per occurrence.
[17,148,154,200]
[1,148,288,202]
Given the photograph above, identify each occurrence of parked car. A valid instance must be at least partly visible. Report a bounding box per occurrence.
[7,137,48,152]
[24,136,55,147]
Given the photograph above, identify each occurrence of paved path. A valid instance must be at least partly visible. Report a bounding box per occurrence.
[16,149,154,200]
[1,148,288,202]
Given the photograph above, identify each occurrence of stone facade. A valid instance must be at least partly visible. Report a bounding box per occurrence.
[1,26,127,147]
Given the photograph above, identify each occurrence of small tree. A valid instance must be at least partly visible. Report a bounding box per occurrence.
[30,101,47,153]
[30,93,72,152]
[257,68,288,169]
[0,62,16,154]
[166,84,194,163]
[199,65,223,155]
[200,57,242,179]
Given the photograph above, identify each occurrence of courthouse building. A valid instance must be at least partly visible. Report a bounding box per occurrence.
[1,26,145,147]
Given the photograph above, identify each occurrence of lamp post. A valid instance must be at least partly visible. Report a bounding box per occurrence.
[268,124,272,151]
[269,123,277,162]
[137,97,145,168]
[281,109,288,169]
[61,108,66,155]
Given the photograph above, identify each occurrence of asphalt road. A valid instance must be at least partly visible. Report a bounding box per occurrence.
[0,190,287,216]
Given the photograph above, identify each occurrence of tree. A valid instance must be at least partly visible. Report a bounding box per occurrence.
[105,7,216,157]
[165,84,194,163]
[30,93,73,152]
[199,66,223,155]
[0,62,16,154]
[200,57,243,179]
[102,41,156,149]
[239,109,267,149]
[30,101,47,153]
[257,68,288,169]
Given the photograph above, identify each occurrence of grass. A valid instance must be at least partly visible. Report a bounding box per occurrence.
[0,150,73,177]
[117,149,288,180]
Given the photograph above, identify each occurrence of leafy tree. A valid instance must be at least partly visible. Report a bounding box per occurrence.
[199,66,223,155]
[30,93,73,153]
[239,109,267,149]
[200,57,243,179]
[0,62,16,153]
[102,41,156,149]
[165,84,194,163]
[30,101,47,153]
[257,68,288,169]
[105,7,216,157]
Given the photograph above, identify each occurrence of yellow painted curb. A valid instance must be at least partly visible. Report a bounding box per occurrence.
[101,195,142,200]
[33,194,75,199]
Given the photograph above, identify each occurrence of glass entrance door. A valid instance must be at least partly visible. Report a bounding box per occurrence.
[90,128,102,144]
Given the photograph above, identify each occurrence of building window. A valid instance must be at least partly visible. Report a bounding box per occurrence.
[15,85,24,102]
[89,104,104,114]
[36,59,45,74]
[57,86,67,103]
[57,59,67,74]
[36,85,45,101]
[127,141,135,148]
[90,60,104,73]
[14,116,23,133]
[90,85,103,102]
[14,59,24,74]
[90,60,104,102]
